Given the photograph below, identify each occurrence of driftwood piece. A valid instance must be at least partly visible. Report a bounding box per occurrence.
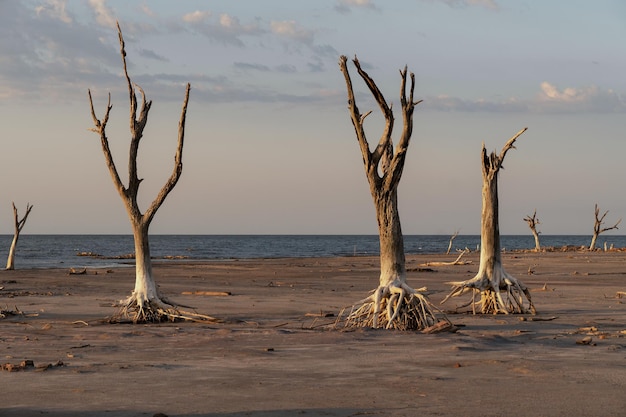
[421,249,471,267]
[181,291,231,296]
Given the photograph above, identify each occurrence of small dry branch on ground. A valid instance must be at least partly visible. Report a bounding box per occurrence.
[421,249,472,266]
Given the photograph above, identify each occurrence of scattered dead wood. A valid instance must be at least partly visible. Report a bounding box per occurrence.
[532,283,554,292]
[181,291,231,296]
[616,291,626,299]
[519,316,558,322]
[76,251,101,257]
[576,336,594,345]
[422,320,457,334]
[2,360,65,372]
[1,305,23,318]
[420,249,472,267]
[68,268,87,275]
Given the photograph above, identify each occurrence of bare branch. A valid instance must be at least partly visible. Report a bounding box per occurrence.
[144,83,191,225]
[446,229,460,255]
[385,66,422,191]
[87,89,125,194]
[339,55,375,179]
[523,209,540,229]
[339,55,421,194]
[590,203,621,250]
[12,202,33,233]
[481,128,527,180]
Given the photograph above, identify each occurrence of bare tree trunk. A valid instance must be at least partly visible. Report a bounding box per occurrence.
[446,229,460,254]
[336,55,449,331]
[128,222,158,306]
[589,204,621,251]
[523,210,541,251]
[443,129,535,315]
[5,202,33,271]
[88,23,216,324]
[376,192,406,287]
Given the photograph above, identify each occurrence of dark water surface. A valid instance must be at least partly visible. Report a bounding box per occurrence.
[1,234,623,269]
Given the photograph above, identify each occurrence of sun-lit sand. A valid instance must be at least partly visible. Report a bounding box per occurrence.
[1,251,625,416]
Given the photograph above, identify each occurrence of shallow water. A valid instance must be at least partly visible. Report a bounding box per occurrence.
[1,234,623,269]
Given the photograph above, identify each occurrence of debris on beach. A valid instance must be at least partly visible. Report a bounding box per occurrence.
[1,305,24,318]
[576,336,594,346]
[181,290,231,296]
[1,360,65,372]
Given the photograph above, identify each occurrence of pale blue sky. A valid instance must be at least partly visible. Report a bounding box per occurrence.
[1,0,625,235]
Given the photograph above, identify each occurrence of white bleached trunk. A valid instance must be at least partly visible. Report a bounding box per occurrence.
[5,235,18,271]
[5,202,33,271]
[129,221,159,307]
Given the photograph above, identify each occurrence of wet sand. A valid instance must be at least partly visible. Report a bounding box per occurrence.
[1,251,625,416]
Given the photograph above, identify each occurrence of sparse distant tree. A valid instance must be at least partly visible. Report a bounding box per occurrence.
[524,210,541,251]
[337,55,449,331]
[446,229,460,255]
[5,202,33,271]
[589,204,621,251]
[88,23,216,324]
[443,129,535,314]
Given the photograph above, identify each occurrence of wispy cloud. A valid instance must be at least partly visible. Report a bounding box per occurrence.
[88,0,117,29]
[183,11,265,47]
[182,10,211,24]
[270,19,338,67]
[137,48,168,62]
[334,0,380,14]
[35,0,72,23]
[535,82,626,113]
[421,0,500,10]
[233,62,271,72]
[270,20,314,43]
[423,82,626,113]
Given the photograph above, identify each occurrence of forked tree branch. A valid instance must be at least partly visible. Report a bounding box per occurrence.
[88,91,126,194]
[524,209,540,231]
[88,22,191,228]
[12,202,33,233]
[338,55,421,195]
[481,127,528,180]
[594,204,621,234]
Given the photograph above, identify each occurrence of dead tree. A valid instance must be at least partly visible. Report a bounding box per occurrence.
[5,202,33,271]
[446,229,460,254]
[523,210,541,251]
[589,204,621,251]
[442,129,535,315]
[336,55,449,331]
[88,23,216,323]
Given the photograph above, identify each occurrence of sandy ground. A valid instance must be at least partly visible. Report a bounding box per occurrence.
[1,251,625,417]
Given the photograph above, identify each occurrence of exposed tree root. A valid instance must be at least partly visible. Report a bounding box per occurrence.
[110,294,221,324]
[442,271,536,315]
[336,281,450,331]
